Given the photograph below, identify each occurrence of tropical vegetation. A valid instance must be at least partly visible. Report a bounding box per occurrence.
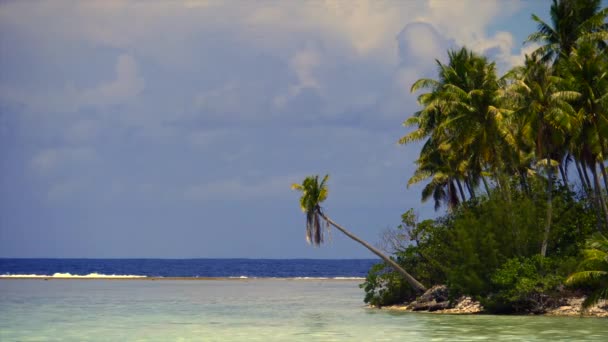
[360,0,608,313]
[291,175,426,292]
[291,0,606,314]
[566,233,608,311]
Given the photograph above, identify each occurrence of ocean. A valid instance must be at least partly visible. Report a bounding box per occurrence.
[1,259,607,341]
[0,258,377,279]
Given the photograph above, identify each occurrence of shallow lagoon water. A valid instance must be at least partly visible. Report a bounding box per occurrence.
[1,279,607,341]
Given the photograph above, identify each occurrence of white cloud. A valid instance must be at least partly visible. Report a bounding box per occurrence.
[274,48,322,108]
[80,54,144,108]
[0,0,534,124]
[0,54,143,114]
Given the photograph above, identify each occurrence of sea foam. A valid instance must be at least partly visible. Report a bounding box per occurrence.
[0,273,146,279]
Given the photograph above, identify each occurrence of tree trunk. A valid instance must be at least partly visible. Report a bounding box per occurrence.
[600,160,608,192]
[466,177,476,199]
[575,160,590,197]
[448,181,459,209]
[591,163,608,232]
[518,169,530,194]
[319,211,427,293]
[582,160,593,194]
[481,175,491,196]
[456,178,467,203]
[540,156,553,258]
[559,162,569,190]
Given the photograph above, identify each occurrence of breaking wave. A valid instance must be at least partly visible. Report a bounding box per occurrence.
[0,273,147,279]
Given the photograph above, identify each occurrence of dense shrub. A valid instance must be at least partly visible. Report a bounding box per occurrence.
[360,262,417,307]
[484,255,573,313]
[361,180,597,311]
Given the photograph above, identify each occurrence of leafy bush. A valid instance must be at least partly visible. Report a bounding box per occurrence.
[485,255,567,313]
[361,179,597,310]
[360,262,417,307]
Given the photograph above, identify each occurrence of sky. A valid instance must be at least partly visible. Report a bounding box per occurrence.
[0,0,558,258]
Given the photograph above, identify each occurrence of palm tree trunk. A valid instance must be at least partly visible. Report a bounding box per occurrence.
[582,160,593,194]
[319,211,427,293]
[481,175,491,196]
[465,177,476,199]
[518,169,530,194]
[600,160,608,192]
[448,181,459,209]
[591,163,608,232]
[575,160,590,196]
[456,179,467,203]
[541,157,553,258]
[559,163,569,189]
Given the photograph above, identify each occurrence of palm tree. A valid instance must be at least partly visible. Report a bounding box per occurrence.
[565,233,608,312]
[527,0,608,200]
[402,47,504,209]
[527,0,608,64]
[408,138,464,210]
[561,40,608,229]
[291,175,427,293]
[502,56,581,257]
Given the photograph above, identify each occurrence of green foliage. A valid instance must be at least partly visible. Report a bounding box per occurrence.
[360,263,417,307]
[360,211,448,306]
[444,183,594,302]
[485,256,568,313]
[363,0,608,311]
[291,175,330,245]
[566,233,608,310]
[362,181,597,310]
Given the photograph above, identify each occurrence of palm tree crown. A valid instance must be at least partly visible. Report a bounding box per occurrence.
[292,174,428,292]
[291,174,329,246]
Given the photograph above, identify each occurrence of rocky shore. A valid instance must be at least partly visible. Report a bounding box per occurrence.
[375,285,607,317]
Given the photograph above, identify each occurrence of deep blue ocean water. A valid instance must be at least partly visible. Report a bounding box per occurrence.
[0,258,378,278]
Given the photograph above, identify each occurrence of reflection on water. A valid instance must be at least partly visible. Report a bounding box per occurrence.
[0,279,607,341]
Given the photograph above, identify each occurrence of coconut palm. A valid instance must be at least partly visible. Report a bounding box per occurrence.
[561,40,608,228]
[408,138,465,210]
[502,56,581,256]
[402,48,505,208]
[565,233,608,311]
[527,0,608,64]
[526,0,608,204]
[292,174,427,292]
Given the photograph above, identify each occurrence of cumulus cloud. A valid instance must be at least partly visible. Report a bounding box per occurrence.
[79,54,144,108]
[0,54,143,114]
[2,0,541,203]
[274,48,322,108]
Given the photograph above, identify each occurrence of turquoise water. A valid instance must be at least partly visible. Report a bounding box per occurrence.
[1,279,606,341]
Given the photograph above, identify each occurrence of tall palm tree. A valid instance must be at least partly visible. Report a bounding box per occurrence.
[292,175,427,293]
[566,233,608,312]
[402,47,504,209]
[561,40,608,228]
[408,138,465,210]
[527,0,608,64]
[527,0,608,198]
[502,56,581,256]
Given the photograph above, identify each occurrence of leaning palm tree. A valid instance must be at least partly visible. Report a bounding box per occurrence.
[292,174,427,293]
[565,233,608,312]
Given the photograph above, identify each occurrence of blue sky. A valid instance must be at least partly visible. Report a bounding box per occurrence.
[0,0,560,258]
